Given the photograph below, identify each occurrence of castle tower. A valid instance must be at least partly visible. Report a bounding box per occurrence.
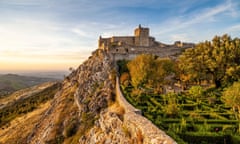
[134,24,150,47]
[98,35,110,50]
[98,35,103,48]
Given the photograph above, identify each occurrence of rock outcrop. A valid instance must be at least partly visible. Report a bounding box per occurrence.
[70,49,176,144]
[0,49,176,144]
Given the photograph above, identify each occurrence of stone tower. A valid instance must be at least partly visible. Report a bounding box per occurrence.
[134,24,149,47]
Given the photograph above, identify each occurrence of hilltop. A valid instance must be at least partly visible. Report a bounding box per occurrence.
[0,74,58,97]
[0,48,176,144]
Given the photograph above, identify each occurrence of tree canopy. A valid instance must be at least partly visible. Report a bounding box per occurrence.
[127,54,174,89]
[222,81,240,119]
[178,34,240,88]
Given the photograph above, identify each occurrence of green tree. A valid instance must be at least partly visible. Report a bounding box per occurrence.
[178,34,240,88]
[127,54,175,90]
[222,82,240,119]
[162,93,179,117]
[127,54,156,88]
[222,81,240,133]
[117,60,129,74]
[188,86,204,102]
[120,72,130,88]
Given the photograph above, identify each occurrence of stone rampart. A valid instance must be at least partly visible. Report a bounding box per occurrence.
[115,77,176,144]
[111,46,185,61]
[115,77,141,114]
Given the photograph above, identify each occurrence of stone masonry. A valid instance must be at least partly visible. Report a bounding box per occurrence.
[98,25,194,60]
[115,77,177,144]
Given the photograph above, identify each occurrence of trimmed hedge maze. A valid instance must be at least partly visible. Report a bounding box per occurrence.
[121,86,240,144]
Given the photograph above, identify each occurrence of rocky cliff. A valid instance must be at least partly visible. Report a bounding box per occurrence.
[0,49,175,144]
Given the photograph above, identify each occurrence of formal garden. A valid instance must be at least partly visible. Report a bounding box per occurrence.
[117,34,240,144]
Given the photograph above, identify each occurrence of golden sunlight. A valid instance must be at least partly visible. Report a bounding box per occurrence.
[0,56,81,71]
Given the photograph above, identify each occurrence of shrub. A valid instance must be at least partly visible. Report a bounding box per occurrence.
[117,60,129,74]
[120,72,130,88]
[179,132,231,144]
[231,135,240,144]
[64,119,78,137]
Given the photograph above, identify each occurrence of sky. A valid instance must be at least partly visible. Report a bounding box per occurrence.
[0,0,240,72]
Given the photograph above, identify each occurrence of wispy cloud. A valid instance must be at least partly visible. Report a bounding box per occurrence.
[227,24,240,32]
[151,0,240,43]
[0,0,239,71]
[170,34,191,42]
[226,0,240,17]
[157,0,235,33]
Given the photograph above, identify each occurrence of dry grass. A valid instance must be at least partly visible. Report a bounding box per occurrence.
[47,84,81,144]
[0,102,51,143]
[0,82,56,106]
[108,102,125,115]
[136,129,144,144]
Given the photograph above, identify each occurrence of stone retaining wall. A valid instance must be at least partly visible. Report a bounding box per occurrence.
[111,46,186,61]
[115,77,177,144]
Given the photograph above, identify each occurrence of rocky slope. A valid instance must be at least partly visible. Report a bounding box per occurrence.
[0,49,175,144]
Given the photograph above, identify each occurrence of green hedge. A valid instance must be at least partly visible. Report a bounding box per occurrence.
[180,133,231,144]
[231,135,240,144]
[120,82,240,144]
[161,119,239,125]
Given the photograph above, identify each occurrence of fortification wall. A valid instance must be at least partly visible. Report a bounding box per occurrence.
[111,36,135,45]
[149,37,155,46]
[115,77,176,144]
[111,46,185,61]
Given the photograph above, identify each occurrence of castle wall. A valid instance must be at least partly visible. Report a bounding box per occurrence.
[99,38,111,49]
[98,25,194,56]
[115,77,177,144]
[134,36,150,47]
[111,46,188,61]
[107,45,181,57]
[111,36,135,46]
[149,37,155,46]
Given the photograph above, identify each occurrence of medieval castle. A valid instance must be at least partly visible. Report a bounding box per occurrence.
[98,25,194,60]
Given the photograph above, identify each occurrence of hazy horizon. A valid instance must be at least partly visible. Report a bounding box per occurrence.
[0,0,239,72]
[0,69,68,74]
[0,58,82,72]
[0,70,70,80]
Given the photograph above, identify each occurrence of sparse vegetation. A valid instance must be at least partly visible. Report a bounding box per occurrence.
[49,83,80,144]
[122,125,131,138]
[64,118,79,137]
[0,82,61,127]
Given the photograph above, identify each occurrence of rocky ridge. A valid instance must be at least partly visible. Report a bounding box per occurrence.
[0,49,176,143]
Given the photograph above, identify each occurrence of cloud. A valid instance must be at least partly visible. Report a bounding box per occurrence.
[170,34,191,42]
[0,0,239,71]
[71,28,90,38]
[149,0,240,43]
[0,16,94,70]
[227,24,240,32]
[226,0,240,17]
[0,18,84,49]
[0,0,43,6]
[158,1,234,33]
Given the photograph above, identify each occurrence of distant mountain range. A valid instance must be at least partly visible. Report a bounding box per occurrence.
[18,71,69,79]
[0,74,58,97]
